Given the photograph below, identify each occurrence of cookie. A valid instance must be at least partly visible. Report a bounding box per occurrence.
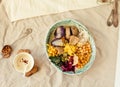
[25,65,38,77]
[2,45,12,58]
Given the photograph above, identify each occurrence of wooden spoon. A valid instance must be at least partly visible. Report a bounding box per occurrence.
[113,0,119,27]
[107,9,114,26]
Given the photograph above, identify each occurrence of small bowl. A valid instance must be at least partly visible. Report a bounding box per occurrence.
[13,52,34,73]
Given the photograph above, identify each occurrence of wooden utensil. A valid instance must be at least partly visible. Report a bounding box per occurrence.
[113,0,119,27]
[107,9,114,26]
[107,0,119,27]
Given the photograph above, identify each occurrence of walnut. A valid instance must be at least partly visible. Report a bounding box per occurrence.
[25,65,38,77]
[1,45,12,58]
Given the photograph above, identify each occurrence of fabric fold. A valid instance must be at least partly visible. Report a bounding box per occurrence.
[3,0,99,21]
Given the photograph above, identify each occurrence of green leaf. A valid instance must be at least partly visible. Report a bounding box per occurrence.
[49,56,61,66]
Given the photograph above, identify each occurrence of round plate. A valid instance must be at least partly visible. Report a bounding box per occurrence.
[46,19,96,75]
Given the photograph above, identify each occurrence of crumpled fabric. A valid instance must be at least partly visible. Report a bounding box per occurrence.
[0,3,119,87]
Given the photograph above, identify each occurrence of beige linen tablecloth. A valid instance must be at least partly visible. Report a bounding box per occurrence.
[0,3,119,87]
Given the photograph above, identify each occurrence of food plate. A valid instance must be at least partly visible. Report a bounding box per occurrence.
[46,19,96,75]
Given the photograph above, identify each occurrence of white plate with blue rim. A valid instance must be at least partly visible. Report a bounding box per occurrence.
[46,19,96,75]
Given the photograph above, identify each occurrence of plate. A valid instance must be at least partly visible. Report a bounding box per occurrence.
[46,19,96,75]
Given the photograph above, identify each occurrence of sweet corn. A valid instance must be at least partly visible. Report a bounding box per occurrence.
[64,43,76,56]
[47,45,58,56]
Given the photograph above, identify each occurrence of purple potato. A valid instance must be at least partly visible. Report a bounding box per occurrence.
[65,26,71,39]
[51,38,64,46]
[70,26,79,36]
[54,26,65,38]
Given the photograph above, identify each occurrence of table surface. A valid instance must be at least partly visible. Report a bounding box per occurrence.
[0,0,120,87]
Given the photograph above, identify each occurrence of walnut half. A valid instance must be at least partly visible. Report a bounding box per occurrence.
[1,45,12,58]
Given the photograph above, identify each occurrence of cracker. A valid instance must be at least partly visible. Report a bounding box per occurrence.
[25,65,38,77]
